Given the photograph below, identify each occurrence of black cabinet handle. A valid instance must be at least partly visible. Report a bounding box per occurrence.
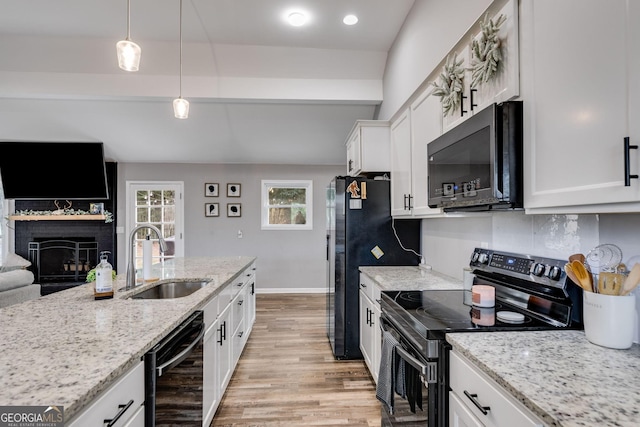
[624,137,638,186]
[348,159,353,172]
[460,92,467,117]
[238,299,244,306]
[360,282,367,289]
[104,399,134,427]
[403,194,413,210]
[217,321,227,345]
[470,89,477,112]
[464,390,490,415]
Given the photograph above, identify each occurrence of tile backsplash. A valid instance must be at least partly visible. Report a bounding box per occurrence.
[421,211,640,343]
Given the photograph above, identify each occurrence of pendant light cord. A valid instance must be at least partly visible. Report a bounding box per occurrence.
[126,0,131,40]
[179,0,183,98]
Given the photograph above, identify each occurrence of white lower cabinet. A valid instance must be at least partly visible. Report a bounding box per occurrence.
[203,262,257,426]
[359,273,381,383]
[67,361,144,427]
[449,351,545,427]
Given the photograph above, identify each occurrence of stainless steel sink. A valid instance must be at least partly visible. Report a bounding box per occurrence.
[130,280,210,299]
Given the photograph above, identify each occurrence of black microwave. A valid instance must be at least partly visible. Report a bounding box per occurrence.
[427,101,523,211]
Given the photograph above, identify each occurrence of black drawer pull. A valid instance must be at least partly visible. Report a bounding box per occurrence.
[624,137,638,186]
[104,399,134,427]
[464,390,490,415]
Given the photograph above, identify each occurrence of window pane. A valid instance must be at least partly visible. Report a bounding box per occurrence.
[136,207,148,223]
[164,206,175,222]
[150,207,162,223]
[136,190,149,206]
[163,190,175,204]
[149,191,163,205]
[269,207,292,224]
[268,188,306,205]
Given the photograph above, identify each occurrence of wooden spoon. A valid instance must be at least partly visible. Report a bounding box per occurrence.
[569,253,586,264]
[621,263,640,296]
[564,263,582,288]
[571,260,593,292]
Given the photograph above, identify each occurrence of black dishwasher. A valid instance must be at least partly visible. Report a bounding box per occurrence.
[144,310,205,427]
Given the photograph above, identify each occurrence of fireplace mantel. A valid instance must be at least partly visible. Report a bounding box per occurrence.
[10,214,106,221]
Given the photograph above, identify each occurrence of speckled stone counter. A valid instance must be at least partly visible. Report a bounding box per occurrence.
[447,330,640,427]
[0,256,255,422]
[359,266,463,291]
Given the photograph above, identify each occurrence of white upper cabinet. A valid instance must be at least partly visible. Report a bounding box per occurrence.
[390,109,414,217]
[522,0,640,213]
[346,120,390,176]
[390,84,444,218]
[441,0,520,133]
[410,85,443,217]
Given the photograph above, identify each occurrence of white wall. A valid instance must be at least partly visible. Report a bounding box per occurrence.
[116,163,344,293]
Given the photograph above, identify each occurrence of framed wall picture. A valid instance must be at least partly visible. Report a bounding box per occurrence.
[227,203,241,217]
[205,183,219,197]
[205,203,219,217]
[227,183,241,197]
[89,202,104,215]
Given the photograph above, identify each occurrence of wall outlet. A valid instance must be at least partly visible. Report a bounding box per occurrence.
[237,230,243,239]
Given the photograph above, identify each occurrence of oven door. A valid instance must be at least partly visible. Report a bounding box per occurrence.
[380,315,437,427]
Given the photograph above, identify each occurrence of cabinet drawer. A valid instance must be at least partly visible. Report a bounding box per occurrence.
[67,361,144,427]
[359,273,380,304]
[449,351,544,427]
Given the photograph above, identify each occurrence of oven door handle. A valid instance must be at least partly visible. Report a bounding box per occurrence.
[395,346,428,378]
[157,323,205,377]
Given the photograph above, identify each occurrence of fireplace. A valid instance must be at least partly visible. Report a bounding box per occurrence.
[28,237,99,283]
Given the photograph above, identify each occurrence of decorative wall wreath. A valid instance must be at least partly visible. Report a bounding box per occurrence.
[469,13,507,88]
[431,53,465,117]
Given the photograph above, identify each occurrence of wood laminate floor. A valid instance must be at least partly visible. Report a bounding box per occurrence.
[211,293,382,427]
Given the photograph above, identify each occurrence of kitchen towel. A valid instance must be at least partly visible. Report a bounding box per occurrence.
[376,328,400,414]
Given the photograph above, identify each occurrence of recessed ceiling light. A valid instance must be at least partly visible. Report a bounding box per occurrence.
[287,11,308,27]
[343,14,358,25]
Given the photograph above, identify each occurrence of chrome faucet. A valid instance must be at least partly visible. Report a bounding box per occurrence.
[126,224,168,290]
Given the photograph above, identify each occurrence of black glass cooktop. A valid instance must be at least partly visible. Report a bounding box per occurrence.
[381,289,557,339]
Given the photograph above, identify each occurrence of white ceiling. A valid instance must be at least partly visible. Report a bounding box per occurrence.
[0,0,416,165]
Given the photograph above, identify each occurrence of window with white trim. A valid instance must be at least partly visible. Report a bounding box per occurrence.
[261,180,312,230]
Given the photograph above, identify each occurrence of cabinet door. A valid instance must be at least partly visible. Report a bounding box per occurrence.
[359,288,374,377]
[410,85,444,217]
[216,305,233,393]
[347,130,361,176]
[203,324,218,426]
[370,303,381,384]
[442,45,472,133]
[523,0,640,211]
[470,0,520,111]
[390,108,413,217]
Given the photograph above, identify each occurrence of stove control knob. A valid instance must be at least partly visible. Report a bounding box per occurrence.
[532,263,546,276]
[477,253,489,264]
[471,252,480,263]
[548,265,562,281]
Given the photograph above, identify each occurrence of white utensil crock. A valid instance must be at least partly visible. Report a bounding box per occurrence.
[583,292,636,350]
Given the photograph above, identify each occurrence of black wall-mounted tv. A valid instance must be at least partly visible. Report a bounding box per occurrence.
[0,141,109,200]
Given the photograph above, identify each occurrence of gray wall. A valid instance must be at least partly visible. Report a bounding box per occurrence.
[116,163,344,293]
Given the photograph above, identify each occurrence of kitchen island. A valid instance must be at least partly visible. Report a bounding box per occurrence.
[0,256,255,422]
[447,330,640,427]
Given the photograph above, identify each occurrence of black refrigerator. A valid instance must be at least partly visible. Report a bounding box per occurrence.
[326,176,421,359]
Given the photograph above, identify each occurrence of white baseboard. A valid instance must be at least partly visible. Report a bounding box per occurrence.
[256,287,325,294]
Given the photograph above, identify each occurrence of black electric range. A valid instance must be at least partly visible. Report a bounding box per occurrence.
[378,248,584,427]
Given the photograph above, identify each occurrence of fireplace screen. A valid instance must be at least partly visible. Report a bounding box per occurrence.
[28,238,98,283]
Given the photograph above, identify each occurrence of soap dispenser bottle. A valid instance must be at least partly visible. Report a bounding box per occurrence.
[95,251,114,300]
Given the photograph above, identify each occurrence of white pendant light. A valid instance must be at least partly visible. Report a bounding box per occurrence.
[173,0,189,119]
[116,0,141,72]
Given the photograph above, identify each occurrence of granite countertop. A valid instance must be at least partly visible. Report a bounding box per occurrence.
[0,256,255,421]
[447,330,640,427]
[359,265,463,291]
